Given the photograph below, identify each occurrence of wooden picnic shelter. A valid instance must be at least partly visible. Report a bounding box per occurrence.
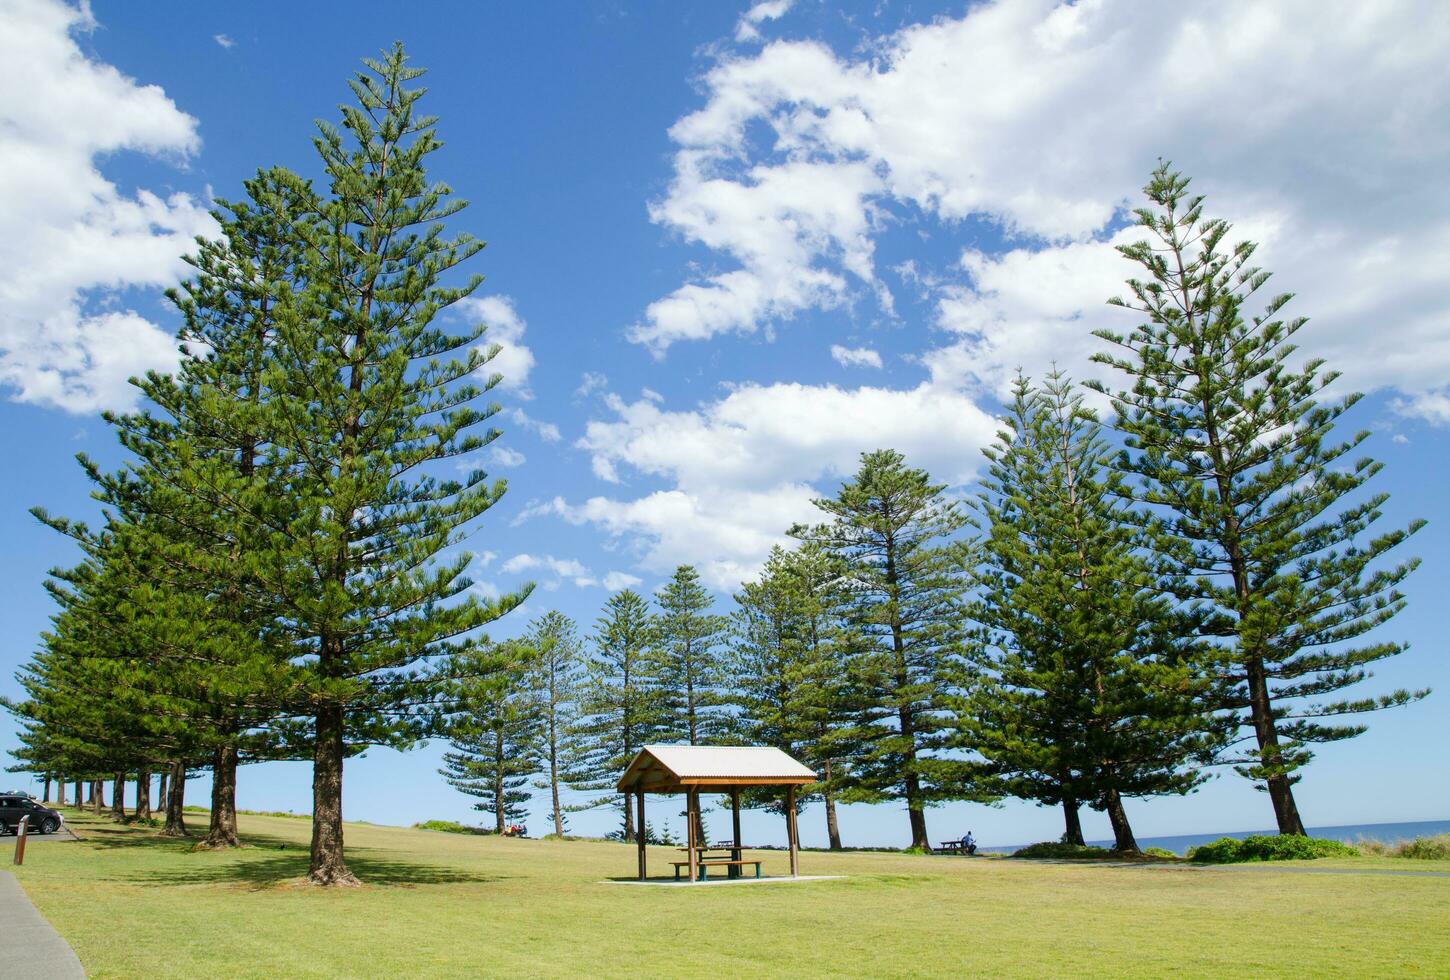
[617,745,817,882]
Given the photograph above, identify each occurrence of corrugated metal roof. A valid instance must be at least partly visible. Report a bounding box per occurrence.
[639,744,817,780]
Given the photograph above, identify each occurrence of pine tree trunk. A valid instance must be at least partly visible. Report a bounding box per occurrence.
[1062,795,1084,846]
[111,773,125,820]
[550,761,563,838]
[623,794,635,843]
[91,779,105,814]
[1103,787,1138,852]
[43,773,52,804]
[204,743,241,848]
[74,779,82,808]
[84,780,94,806]
[135,769,151,822]
[1246,656,1307,835]
[160,760,189,837]
[823,774,843,851]
[157,768,169,812]
[692,802,706,849]
[309,701,357,886]
[56,774,66,806]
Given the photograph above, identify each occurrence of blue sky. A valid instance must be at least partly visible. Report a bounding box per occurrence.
[1,0,1446,848]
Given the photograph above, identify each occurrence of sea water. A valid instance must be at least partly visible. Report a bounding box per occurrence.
[980,818,1450,855]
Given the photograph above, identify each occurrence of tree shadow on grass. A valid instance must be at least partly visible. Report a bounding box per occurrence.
[116,850,502,890]
[74,821,502,889]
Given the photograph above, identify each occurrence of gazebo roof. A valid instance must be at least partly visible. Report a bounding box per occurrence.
[616,744,817,793]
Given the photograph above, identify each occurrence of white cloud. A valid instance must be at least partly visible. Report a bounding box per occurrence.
[213,33,234,49]
[500,552,639,591]
[455,295,535,395]
[602,570,643,591]
[575,371,608,398]
[830,344,883,369]
[632,0,1450,413]
[509,408,561,443]
[528,380,998,588]
[489,445,526,467]
[736,0,793,43]
[0,0,216,412]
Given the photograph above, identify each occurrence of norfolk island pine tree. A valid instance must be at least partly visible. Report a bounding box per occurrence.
[566,589,665,843]
[440,641,545,834]
[1090,163,1427,835]
[958,372,1227,851]
[729,542,857,849]
[793,450,984,851]
[521,611,586,837]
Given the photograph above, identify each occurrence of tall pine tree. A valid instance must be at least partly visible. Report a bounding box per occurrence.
[568,590,663,842]
[249,46,527,882]
[793,450,975,850]
[959,372,1225,851]
[652,565,730,746]
[730,542,855,848]
[441,642,544,834]
[1091,163,1426,834]
[523,611,585,837]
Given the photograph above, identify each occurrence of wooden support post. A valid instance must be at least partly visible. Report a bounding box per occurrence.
[636,791,647,880]
[730,789,742,879]
[13,816,28,866]
[786,785,799,877]
[686,791,699,882]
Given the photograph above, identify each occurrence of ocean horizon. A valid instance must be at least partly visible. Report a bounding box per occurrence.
[979,818,1450,856]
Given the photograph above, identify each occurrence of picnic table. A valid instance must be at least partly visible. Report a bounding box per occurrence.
[937,839,976,855]
[671,842,762,880]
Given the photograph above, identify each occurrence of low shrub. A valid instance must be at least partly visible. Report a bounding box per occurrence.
[1012,841,1115,859]
[1142,847,1177,859]
[1396,835,1450,860]
[1360,834,1450,860]
[413,820,490,835]
[1188,834,1358,863]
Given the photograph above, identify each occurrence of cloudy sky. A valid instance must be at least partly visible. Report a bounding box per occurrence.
[1,0,1446,846]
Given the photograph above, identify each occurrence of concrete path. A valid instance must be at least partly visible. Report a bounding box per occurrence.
[0,870,85,978]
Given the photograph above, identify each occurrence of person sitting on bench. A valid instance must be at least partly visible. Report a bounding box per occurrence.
[961,831,977,855]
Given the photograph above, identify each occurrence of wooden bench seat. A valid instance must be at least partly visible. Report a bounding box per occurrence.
[669,858,762,880]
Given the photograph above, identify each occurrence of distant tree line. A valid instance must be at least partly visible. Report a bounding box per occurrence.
[2,44,1426,876]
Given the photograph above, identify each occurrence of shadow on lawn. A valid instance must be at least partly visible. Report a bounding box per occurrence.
[116,850,500,889]
[76,821,500,889]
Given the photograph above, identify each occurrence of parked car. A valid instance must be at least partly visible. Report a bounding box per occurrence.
[0,794,63,835]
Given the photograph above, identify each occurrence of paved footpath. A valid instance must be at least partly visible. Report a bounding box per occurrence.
[0,869,85,978]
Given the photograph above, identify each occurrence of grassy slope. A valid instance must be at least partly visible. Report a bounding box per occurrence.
[12,809,1449,979]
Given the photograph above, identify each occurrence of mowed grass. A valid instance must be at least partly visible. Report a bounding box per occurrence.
[12,809,1449,978]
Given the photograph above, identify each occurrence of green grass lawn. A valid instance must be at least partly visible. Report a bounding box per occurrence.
[12,808,1449,978]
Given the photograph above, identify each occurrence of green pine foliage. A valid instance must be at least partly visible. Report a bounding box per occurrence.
[730,542,855,847]
[440,642,544,834]
[523,611,586,837]
[567,590,665,842]
[959,372,1226,852]
[652,565,731,746]
[1091,162,1427,835]
[793,449,977,850]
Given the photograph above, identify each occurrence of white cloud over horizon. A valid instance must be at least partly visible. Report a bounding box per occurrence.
[0,0,215,413]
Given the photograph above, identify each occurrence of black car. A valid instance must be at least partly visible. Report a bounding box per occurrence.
[0,794,62,835]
